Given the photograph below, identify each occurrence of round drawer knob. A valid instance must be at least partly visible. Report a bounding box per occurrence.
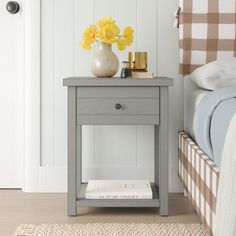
[115,103,122,110]
[6,1,20,14]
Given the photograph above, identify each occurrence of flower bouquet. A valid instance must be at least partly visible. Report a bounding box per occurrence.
[80,17,134,77]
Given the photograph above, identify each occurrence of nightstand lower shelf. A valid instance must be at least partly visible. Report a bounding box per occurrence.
[76,183,159,208]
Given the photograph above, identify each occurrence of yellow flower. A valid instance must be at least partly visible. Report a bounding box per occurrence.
[80,17,134,51]
[98,24,120,44]
[123,26,134,45]
[80,41,91,50]
[82,24,97,44]
[116,37,128,51]
[97,17,116,27]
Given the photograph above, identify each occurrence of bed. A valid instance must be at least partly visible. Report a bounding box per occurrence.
[178,0,236,235]
[179,78,220,232]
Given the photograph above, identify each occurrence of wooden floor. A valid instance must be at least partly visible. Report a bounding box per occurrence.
[0,190,200,236]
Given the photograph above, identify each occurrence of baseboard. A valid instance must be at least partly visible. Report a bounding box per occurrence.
[38,166,67,192]
[37,166,183,193]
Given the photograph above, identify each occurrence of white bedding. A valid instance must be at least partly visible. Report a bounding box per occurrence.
[214,113,236,236]
[184,78,210,138]
[190,58,236,90]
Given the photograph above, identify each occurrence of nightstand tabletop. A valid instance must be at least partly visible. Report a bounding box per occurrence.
[63,77,173,87]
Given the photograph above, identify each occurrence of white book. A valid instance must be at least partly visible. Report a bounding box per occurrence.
[85,180,153,199]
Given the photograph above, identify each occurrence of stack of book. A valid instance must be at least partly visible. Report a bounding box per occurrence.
[131,70,154,79]
[85,180,153,199]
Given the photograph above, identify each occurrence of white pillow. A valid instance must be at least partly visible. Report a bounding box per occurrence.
[190,58,236,90]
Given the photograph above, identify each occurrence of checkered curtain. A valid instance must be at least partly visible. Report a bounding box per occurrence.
[179,0,236,75]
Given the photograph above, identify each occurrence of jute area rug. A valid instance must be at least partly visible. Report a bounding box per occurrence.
[14,223,209,236]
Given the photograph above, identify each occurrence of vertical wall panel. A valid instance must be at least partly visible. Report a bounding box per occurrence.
[74,0,95,76]
[41,0,54,166]
[137,125,154,168]
[74,0,96,168]
[137,0,157,75]
[53,0,74,166]
[82,126,95,167]
[94,126,137,167]
[157,0,183,191]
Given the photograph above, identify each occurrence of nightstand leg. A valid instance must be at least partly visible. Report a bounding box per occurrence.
[68,87,77,216]
[159,87,169,216]
[154,125,159,188]
[77,125,82,212]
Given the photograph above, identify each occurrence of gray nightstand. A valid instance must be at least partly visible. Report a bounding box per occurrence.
[63,77,173,216]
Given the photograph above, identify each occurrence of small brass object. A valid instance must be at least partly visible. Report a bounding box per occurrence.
[128,52,147,70]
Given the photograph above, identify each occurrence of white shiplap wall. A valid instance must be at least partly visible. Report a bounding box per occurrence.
[41,0,183,192]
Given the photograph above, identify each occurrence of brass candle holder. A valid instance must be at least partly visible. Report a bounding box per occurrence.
[128,52,147,70]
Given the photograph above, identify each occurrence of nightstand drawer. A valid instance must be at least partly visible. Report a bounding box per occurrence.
[77,98,159,115]
[77,87,159,124]
[76,87,160,125]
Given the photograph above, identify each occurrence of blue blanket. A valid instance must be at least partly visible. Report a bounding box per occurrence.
[193,87,236,166]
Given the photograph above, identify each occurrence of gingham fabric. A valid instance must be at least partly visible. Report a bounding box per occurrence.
[179,0,236,75]
[178,132,220,234]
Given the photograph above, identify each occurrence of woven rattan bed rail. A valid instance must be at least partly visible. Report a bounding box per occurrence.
[178,132,220,234]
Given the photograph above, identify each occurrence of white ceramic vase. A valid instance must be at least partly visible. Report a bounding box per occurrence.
[91,42,119,77]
